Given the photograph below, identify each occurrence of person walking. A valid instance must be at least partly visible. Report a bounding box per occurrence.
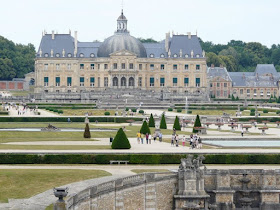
[241,130,244,137]
[182,135,186,147]
[137,131,141,144]
[148,133,152,144]
[171,134,175,146]
[145,133,149,144]
[153,132,157,143]
[159,132,162,142]
[198,137,202,149]
[175,134,179,147]
[141,133,144,144]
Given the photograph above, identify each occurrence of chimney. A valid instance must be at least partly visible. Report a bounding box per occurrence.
[211,64,214,68]
[52,30,55,40]
[256,73,259,80]
[165,32,170,52]
[74,31,78,57]
[187,32,191,39]
[242,73,245,79]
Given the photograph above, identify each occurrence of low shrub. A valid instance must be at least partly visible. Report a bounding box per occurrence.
[131,108,137,113]
[57,110,63,114]
[139,110,144,114]
[104,111,110,116]
[250,112,255,116]
[53,109,58,113]
[263,109,268,113]
[276,110,280,114]
[0,112,8,115]
[125,108,129,111]
[201,106,206,110]
[187,110,192,114]
[240,107,245,111]
[250,108,255,112]
[168,108,173,111]
[177,109,182,113]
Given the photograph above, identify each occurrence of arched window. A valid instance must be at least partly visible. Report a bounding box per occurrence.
[55,53,60,57]
[173,54,178,58]
[185,54,189,58]
[160,54,165,58]
[67,53,72,57]
[121,77,126,86]
[90,53,95,58]
[44,53,49,57]
[129,77,134,87]
[79,53,84,58]
[113,77,118,87]
[150,54,154,58]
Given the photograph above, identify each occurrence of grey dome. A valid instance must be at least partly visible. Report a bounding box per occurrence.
[97,33,147,58]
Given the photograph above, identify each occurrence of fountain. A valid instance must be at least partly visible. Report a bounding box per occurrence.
[238,174,254,210]
[41,124,60,131]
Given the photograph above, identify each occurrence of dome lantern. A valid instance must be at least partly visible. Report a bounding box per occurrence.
[117,10,128,33]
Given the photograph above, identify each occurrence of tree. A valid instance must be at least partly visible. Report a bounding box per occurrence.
[111,128,131,149]
[236,96,239,101]
[148,113,155,127]
[140,121,150,134]
[160,113,167,129]
[277,97,280,104]
[231,94,235,101]
[83,123,91,138]
[192,115,202,133]
[173,116,181,131]
[138,38,158,43]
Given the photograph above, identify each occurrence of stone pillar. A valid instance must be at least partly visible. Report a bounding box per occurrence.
[260,170,280,206]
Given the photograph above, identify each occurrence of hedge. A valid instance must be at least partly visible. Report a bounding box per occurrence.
[177,109,182,113]
[168,108,173,111]
[104,112,110,116]
[1,154,280,164]
[236,117,280,123]
[0,117,143,123]
[0,112,8,115]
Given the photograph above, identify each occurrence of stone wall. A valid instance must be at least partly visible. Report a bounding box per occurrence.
[67,169,280,210]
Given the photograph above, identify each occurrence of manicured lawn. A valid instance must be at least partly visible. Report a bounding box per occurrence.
[0,145,111,150]
[190,110,236,116]
[0,169,111,203]
[9,91,32,97]
[0,122,87,129]
[61,109,141,116]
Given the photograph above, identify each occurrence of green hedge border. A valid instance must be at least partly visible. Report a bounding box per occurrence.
[0,154,280,164]
[0,117,143,123]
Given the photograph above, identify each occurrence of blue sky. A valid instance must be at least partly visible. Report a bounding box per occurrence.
[0,0,279,49]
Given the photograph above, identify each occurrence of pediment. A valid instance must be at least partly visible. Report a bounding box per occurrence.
[110,50,137,57]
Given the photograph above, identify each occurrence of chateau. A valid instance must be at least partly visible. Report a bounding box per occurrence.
[30,10,280,101]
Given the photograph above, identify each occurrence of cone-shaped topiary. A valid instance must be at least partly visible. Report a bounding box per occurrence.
[160,113,167,129]
[192,115,202,133]
[83,123,91,138]
[173,116,181,131]
[148,113,155,127]
[140,121,151,134]
[111,128,131,149]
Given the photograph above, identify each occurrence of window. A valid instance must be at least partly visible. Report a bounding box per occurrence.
[79,53,84,57]
[90,64,95,70]
[224,83,227,88]
[44,53,49,57]
[196,65,200,70]
[55,53,60,57]
[173,54,178,58]
[104,77,108,87]
[122,63,125,69]
[210,83,213,88]
[67,53,72,57]
[90,77,95,87]
[160,54,165,58]
[184,64,189,70]
[80,77,84,86]
[67,90,71,93]
[150,54,154,58]
[98,64,100,69]
[185,54,189,58]
[196,54,200,58]
[113,63,117,69]
[56,90,59,93]
[255,89,258,97]
[138,77,142,87]
[129,63,133,69]
[139,64,142,70]
[240,89,243,95]
[217,83,220,87]
[196,78,200,87]
[160,64,165,70]
[44,64,48,70]
[184,78,189,87]
[224,91,227,97]
[173,78,178,87]
[67,64,71,70]
[217,90,220,96]
[98,77,100,87]
[80,64,84,70]
[67,77,72,87]
[56,64,60,70]
[90,53,95,58]
[55,77,60,86]
[150,64,154,70]
[173,64,177,70]
[160,77,165,87]
[104,64,108,69]
[150,77,154,86]
[44,77,48,86]
[267,91,270,97]
[247,89,250,96]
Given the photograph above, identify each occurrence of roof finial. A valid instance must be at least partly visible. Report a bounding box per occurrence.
[121,0,124,14]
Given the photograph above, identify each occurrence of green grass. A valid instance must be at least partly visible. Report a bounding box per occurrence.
[0,122,87,129]
[190,110,236,116]
[9,91,32,97]
[61,109,141,116]
[0,145,111,150]
[0,169,111,203]
[131,169,169,174]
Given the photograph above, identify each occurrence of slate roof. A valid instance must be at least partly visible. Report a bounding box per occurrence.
[255,64,278,76]
[207,67,232,81]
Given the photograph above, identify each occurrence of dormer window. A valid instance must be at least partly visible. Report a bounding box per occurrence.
[67,53,72,57]
[173,54,178,58]
[55,53,60,57]
[160,54,165,58]
[196,54,200,58]
[79,53,84,58]
[90,53,95,58]
[185,54,189,58]
[44,53,49,57]
[150,54,154,58]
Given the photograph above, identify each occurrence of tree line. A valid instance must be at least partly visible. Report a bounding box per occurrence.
[0,36,35,80]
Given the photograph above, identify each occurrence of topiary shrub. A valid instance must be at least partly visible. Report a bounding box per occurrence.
[53,109,58,113]
[125,107,129,111]
[139,110,144,114]
[250,108,255,112]
[58,110,63,114]
[263,109,268,113]
[160,113,167,129]
[250,112,255,116]
[187,110,192,114]
[148,113,155,127]
[83,123,91,138]
[192,115,202,133]
[131,108,137,113]
[111,128,131,149]
[240,107,245,111]
[140,121,151,134]
[173,116,181,131]
[177,109,182,113]
[201,106,206,110]
[104,111,110,116]
[168,108,173,111]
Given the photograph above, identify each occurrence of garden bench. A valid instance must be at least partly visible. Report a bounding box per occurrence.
[110,160,129,165]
